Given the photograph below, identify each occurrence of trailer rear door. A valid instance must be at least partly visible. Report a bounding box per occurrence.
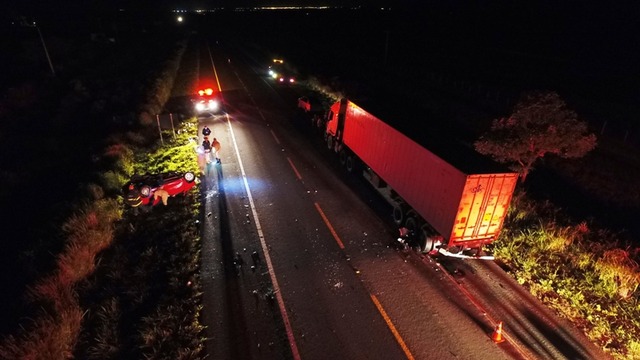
[450,173,518,246]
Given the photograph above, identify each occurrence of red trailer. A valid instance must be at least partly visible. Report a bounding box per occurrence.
[325,99,518,259]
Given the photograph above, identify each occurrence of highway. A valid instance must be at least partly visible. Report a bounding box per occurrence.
[193,39,609,360]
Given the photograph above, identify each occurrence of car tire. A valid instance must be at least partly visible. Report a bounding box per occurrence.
[184,172,196,183]
[140,185,152,197]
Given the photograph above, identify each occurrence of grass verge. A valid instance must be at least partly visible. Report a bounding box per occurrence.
[492,190,640,359]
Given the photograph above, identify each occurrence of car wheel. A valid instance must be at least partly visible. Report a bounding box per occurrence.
[184,172,196,183]
[140,185,152,197]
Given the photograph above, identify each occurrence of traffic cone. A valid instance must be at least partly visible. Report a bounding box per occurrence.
[491,321,506,343]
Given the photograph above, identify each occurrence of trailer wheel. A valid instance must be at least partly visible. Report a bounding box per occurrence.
[345,155,358,173]
[404,215,418,238]
[392,202,408,225]
[416,225,428,252]
[339,149,347,166]
[418,223,442,254]
[327,135,333,150]
[423,236,436,253]
[334,141,341,153]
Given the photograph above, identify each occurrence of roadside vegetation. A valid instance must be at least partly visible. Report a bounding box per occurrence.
[74,121,204,360]
[474,89,640,360]
[0,20,206,359]
[493,190,640,359]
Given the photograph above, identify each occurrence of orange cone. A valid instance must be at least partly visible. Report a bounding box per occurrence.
[492,321,506,343]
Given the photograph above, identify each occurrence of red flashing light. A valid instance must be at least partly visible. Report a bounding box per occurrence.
[197,88,215,96]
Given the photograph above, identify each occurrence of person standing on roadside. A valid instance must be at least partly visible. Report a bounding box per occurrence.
[212,137,221,164]
[202,137,212,163]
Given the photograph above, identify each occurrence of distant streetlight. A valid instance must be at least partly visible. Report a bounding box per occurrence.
[33,22,55,77]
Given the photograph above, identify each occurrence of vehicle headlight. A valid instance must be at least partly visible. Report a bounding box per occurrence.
[208,100,219,110]
[195,102,205,111]
[271,73,279,79]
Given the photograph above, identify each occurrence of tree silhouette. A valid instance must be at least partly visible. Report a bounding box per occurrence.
[474,91,597,182]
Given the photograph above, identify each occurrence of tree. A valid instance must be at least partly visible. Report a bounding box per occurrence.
[474,91,597,182]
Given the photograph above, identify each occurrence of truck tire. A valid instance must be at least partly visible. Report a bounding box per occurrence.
[327,135,333,150]
[404,215,419,238]
[339,149,347,166]
[423,236,436,253]
[418,224,436,254]
[392,201,408,225]
[418,224,438,253]
[345,154,358,173]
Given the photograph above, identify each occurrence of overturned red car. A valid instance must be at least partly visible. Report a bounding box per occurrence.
[124,171,197,207]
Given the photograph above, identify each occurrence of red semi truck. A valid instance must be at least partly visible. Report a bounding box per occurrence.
[323,99,518,259]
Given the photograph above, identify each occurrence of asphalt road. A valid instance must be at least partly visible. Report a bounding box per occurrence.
[194,38,610,360]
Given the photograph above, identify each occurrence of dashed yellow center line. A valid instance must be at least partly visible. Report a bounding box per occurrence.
[314,202,345,249]
[277,130,413,360]
[271,129,281,145]
[287,157,303,180]
[315,200,414,359]
[370,294,415,360]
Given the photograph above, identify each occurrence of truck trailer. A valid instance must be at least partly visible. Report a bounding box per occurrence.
[323,99,518,259]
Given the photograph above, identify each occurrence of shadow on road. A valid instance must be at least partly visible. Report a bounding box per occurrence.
[205,163,252,359]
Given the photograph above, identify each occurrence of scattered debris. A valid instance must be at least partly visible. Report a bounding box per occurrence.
[251,251,261,266]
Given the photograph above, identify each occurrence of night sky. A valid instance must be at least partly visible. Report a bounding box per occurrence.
[5,0,639,122]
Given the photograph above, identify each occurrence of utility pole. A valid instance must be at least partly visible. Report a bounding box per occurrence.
[35,22,55,77]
